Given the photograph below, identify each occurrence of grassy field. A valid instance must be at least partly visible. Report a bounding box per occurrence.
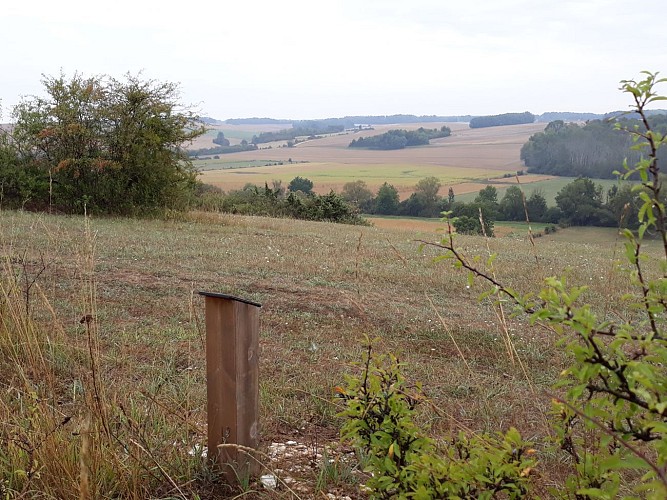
[1,208,650,497]
[196,122,547,198]
[368,216,551,237]
[456,176,637,205]
[199,161,519,199]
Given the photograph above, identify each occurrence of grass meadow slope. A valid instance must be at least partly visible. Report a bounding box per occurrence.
[0,208,647,497]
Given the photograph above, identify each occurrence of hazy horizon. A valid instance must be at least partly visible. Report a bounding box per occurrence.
[202,110,656,123]
[2,1,666,121]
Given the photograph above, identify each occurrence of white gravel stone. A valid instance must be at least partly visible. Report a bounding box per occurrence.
[259,474,278,489]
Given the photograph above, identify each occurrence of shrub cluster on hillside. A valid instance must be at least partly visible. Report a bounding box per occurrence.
[469,111,535,128]
[194,178,368,225]
[0,73,204,214]
[521,117,667,178]
[348,126,451,150]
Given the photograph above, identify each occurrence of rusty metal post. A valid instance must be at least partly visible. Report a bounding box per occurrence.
[199,291,261,482]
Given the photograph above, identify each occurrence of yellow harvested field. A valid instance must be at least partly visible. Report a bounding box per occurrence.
[198,122,547,198]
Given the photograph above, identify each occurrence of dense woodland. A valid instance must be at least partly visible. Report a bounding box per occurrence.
[251,122,345,144]
[469,111,535,128]
[521,116,667,178]
[348,126,451,150]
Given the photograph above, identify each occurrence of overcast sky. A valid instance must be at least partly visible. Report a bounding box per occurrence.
[2,0,666,120]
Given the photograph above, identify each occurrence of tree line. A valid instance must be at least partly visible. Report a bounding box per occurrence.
[521,117,667,179]
[188,134,258,157]
[251,123,345,144]
[348,126,451,150]
[469,111,535,128]
[338,176,642,234]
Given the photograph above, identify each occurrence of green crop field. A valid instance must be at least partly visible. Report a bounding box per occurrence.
[367,215,622,239]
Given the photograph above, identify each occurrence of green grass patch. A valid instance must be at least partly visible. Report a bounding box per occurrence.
[456,176,637,206]
[496,220,549,233]
[202,162,504,189]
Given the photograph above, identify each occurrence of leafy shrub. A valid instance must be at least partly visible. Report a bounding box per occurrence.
[288,176,314,194]
[338,342,535,498]
[1,73,205,215]
[193,183,369,225]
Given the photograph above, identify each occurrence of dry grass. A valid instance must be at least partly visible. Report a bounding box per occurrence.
[0,209,645,497]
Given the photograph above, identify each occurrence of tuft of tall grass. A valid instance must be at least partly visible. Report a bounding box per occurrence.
[0,217,217,499]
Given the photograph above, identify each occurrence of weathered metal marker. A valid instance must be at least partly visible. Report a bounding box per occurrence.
[199,291,261,482]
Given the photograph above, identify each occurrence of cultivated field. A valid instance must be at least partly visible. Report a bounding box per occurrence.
[0,209,648,497]
[196,122,548,198]
[189,123,290,149]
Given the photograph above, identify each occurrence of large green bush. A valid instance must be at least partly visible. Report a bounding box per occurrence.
[0,73,204,214]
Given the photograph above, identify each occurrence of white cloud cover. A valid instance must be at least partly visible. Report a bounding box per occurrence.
[1,0,666,119]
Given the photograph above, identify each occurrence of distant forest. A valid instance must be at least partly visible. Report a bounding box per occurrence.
[521,116,667,178]
[224,114,473,128]
[349,127,451,150]
[251,123,345,144]
[536,109,667,123]
[469,112,535,128]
